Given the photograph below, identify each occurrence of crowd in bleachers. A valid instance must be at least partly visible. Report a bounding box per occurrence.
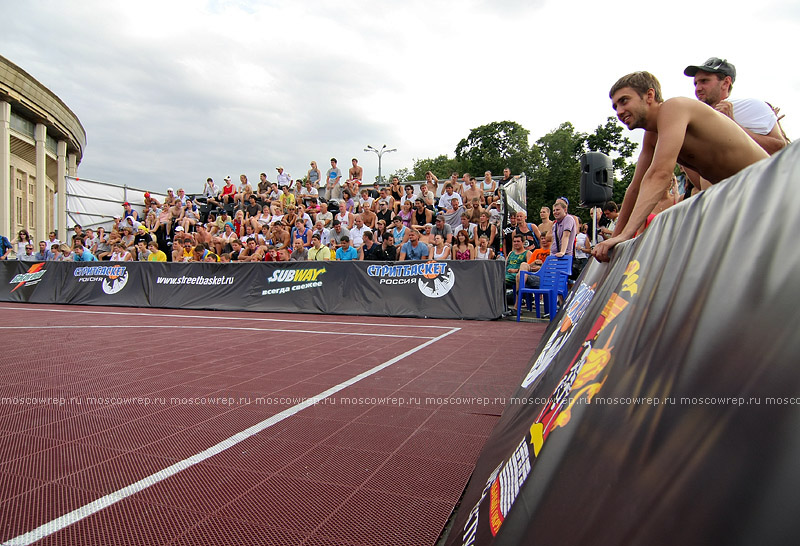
[1,164,609,294]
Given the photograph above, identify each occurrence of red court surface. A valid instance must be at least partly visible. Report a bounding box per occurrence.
[0,304,546,545]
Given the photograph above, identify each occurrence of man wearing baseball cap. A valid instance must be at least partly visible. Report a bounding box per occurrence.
[684,57,786,154]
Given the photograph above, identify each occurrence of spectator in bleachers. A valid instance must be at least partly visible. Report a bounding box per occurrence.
[291,219,312,248]
[213,222,237,254]
[397,200,413,228]
[475,235,495,260]
[317,201,333,228]
[515,211,541,251]
[375,199,394,225]
[308,232,332,261]
[373,219,388,244]
[306,198,320,224]
[329,219,350,250]
[463,175,483,206]
[505,234,533,297]
[256,173,271,201]
[11,229,34,256]
[243,195,261,224]
[72,240,97,261]
[239,238,264,262]
[279,185,296,210]
[237,175,253,208]
[538,206,553,240]
[429,233,450,261]
[424,171,439,196]
[300,180,319,207]
[418,223,434,246]
[412,198,434,229]
[45,231,61,251]
[431,214,453,245]
[19,243,37,262]
[459,212,477,244]
[122,201,139,222]
[335,200,354,229]
[359,230,382,260]
[35,240,53,261]
[147,240,167,262]
[419,182,435,209]
[391,216,410,245]
[49,243,64,261]
[376,187,395,212]
[271,222,291,250]
[381,232,398,261]
[502,213,518,255]
[290,238,308,261]
[452,230,475,260]
[349,215,370,250]
[220,176,236,204]
[335,235,358,261]
[311,221,330,246]
[437,183,463,211]
[399,228,429,261]
[475,211,498,256]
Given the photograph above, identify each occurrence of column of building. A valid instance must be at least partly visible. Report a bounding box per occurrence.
[35,123,47,242]
[0,101,10,238]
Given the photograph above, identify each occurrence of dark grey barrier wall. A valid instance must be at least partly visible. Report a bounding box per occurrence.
[445,142,800,545]
[0,259,506,320]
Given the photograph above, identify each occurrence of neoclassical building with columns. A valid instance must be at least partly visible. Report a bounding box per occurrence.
[0,53,85,244]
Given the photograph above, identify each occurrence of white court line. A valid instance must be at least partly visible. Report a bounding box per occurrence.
[0,305,453,329]
[0,325,431,339]
[3,326,461,546]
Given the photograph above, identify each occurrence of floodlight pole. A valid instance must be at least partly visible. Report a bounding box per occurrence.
[363,144,396,185]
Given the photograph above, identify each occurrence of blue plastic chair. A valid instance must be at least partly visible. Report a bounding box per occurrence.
[516,259,567,321]
[548,255,573,298]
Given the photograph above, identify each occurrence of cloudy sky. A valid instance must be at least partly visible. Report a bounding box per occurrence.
[3,0,798,194]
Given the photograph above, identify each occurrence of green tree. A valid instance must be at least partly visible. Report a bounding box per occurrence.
[528,122,587,217]
[454,121,533,176]
[389,167,411,184]
[411,154,464,181]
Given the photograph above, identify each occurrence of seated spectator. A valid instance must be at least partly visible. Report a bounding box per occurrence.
[360,201,377,229]
[359,231,382,260]
[397,200,413,228]
[375,199,394,225]
[306,198,321,223]
[239,239,266,262]
[220,176,237,204]
[431,214,453,245]
[358,188,374,212]
[412,198,434,229]
[452,230,475,260]
[381,233,397,261]
[475,235,495,260]
[373,219,388,243]
[390,216,410,245]
[505,235,535,301]
[300,180,319,207]
[349,215,369,249]
[19,243,37,262]
[459,212,478,244]
[428,234,451,261]
[243,194,261,224]
[227,239,245,261]
[204,252,220,262]
[49,243,64,261]
[134,240,151,261]
[437,183,463,211]
[93,227,111,259]
[34,241,53,261]
[72,240,98,261]
[335,236,358,260]
[418,223,434,246]
[316,201,333,228]
[147,240,167,261]
[329,219,350,249]
[515,211,542,250]
[399,228,429,261]
[190,243,210,262]
[290,238,308,261]
[308,232,332,261]
[271,222,291,250]
[213,222,237,254]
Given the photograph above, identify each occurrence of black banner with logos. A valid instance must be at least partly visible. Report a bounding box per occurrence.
[444,144,800,545]
[0,259,506,320]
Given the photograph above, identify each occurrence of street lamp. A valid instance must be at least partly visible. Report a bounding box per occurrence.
[363,144,397,185]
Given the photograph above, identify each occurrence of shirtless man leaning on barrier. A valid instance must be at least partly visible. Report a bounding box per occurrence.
[592,71,768,262]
